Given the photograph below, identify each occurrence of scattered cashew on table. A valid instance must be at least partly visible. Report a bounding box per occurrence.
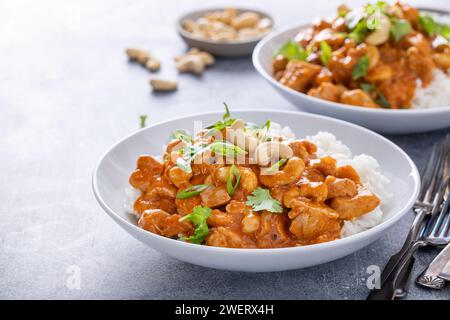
[125,47,216,92]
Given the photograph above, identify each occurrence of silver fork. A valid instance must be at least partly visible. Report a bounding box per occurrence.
[368,177,450,300]
[367,135,449,300]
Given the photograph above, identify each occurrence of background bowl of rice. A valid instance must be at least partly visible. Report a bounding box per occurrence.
[93,110,420,272]
[253,20,450,134]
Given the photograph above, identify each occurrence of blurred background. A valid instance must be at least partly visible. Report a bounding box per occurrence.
[0,0,448,299]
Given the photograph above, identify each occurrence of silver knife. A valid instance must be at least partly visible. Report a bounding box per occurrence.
[438,255,450,281]
[416,242,450,289]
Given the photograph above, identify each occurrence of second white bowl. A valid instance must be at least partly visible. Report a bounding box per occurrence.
[253,24,450,134]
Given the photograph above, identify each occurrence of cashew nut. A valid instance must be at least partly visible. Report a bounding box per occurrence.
[175,48,215,67]
[126,48,151,65]
[145,58,160,72]
[149,78,177,91]
[365,44,380,70]
[176,55,205,74]
[230,119,245,130]
[365,14,391,46]
[231,12,260,30]
[226,128,260,154]
[255,141,293,166]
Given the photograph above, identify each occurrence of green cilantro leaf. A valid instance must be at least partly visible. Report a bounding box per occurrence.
[360,83,390,108]
[320,41,332,66]
[176,184,210,199]
[352,55,370,80]
[246,187,283,213]
[390,19,412,42]
[374,89,390,108]
[179,206,212,244]
[226,165,241,196]
[139,114,147,128]
[275,40,309,61]
[360,83,374,94]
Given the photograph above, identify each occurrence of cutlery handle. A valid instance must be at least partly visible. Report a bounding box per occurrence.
[378,209,427,285]
[367,241,425,300]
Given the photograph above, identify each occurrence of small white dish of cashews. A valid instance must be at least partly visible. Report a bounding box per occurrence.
[177,7,274,57]
[92,110,419,272]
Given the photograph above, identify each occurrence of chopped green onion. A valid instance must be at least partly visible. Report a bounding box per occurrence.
[418,13,450,41]
[139,115,147,128]
[209,141,247,158]
[171,129,193,144]
[418,14,438,36]
[222,102,230,120]
[226,165,241,196]
[320,41,332,66]
[176,157,192,173]
[176,184,210,199]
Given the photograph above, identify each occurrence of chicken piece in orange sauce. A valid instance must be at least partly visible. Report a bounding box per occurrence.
[272,1,450,109]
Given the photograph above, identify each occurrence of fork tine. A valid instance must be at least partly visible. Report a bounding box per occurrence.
[424,178,450,243]
[418,143,440,201]
[437,191,450,238]
[424,136,449,205]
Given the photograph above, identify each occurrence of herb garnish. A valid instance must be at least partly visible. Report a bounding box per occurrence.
[176,184,210,199]
[418,14,450,41]
[320,41,332,66]
[209,141,247,157]
[139,114,147,128]
[352,55,370,80]
[390,18,412,42]
[205,102,235,135]
[360,83,390,108]
[226,165,241,196]
[275,40,309,61]
[171,129,193,144]
[246,187,283,213]
[179,206,211,244]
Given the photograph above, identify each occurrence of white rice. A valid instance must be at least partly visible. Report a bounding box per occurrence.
[306,131,392,237]
[413,69,450,109]
[124,185,140,218]
[124,125,391,238]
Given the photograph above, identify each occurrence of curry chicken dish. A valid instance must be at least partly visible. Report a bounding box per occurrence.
[127,109,382,248]
[272,1,450,109]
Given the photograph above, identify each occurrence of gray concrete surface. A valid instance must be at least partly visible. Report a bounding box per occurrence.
[1,0,449,299]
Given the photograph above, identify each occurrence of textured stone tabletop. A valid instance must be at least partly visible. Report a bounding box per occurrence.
[1,0,449,300]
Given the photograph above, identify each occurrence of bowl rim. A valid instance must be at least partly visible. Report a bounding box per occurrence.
[176,6,275,46]
[92,109,420,255]
[252,22,450,114]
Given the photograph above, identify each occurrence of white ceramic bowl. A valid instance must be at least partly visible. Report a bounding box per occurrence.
[177,8,274,57]
[92,110,420,272]
[253,24,450,134]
